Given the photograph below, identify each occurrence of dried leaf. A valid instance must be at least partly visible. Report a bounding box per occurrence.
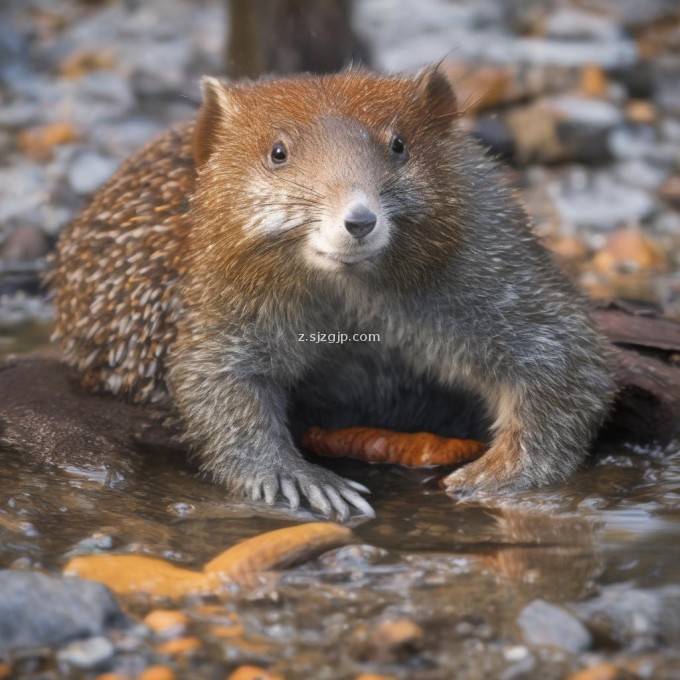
[303,426,484,467]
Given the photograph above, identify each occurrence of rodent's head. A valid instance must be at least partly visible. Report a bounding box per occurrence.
[192,65,465,291]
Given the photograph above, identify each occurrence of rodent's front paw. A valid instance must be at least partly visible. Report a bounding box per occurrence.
[243,464,374,521]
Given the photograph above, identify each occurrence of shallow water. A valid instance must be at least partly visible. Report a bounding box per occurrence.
[0,336,679,678]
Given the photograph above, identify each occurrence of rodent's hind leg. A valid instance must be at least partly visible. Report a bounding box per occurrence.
[442,424,527,495]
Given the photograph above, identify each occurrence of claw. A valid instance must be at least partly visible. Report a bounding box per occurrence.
[281,478,300,510]
[340,488,375,518]
[306,485,332,517]
[346,479,370,494]
[323,485,350,522]
[251,483,263,501]
[263,478,278,505]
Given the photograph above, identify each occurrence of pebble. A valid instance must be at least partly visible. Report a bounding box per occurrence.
[625,100,657,125]
[517,599,592,654]
[659,176,680,210]
[0,225,49,262]
[553,179,655,230]
[545,8,621,41]
[56,635,115,670]
[591,228,667,274]
[138,666,176,680]
[567,662,629,680]
[67,151,119,195]
[18,121,79,160]
[316,544,389,570]
[227,666,283,680]
[155,636,201,657]
[143,610,188,639]
[580,65,608,98]
[351,617,424,664]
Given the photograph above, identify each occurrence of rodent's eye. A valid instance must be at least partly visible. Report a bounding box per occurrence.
[270,142,288,165]
[390,133,406,155]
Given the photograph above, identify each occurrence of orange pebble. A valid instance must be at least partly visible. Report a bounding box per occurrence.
[567,663,622,680]
[581,64,608,98]
[19,122,79,160]
[137,666,176,680]
[227,666,283,680]
[0,664,12,680]
[143,610,189,637]
[210,624,244,638]
[156,636,201,657]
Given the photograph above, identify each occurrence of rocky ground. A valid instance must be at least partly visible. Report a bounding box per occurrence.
[1,1,680,679]
[0,0,679,336]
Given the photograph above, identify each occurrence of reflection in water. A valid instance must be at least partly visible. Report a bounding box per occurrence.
[0,407,678,676]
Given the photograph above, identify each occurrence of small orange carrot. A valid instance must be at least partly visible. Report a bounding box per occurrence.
[302,426,485,467]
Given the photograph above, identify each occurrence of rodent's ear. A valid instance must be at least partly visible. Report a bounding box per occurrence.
[193,76,237,166]
[416,64,458,125]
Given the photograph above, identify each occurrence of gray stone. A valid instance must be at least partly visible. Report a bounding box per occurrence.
[572,585,680,649]
[517,599,592,654]
[546,8,621,41]
[550,97,623,129]
[67,151,119,195]
[552,176,655,230]
[0,571,131,655]
[56,636,114,669]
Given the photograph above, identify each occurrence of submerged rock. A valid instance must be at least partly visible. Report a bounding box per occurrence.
[0,571,131,656]
[571,585,680,649]
[517,599,592,654]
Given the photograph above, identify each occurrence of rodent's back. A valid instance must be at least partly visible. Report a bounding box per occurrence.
[49,123,195,403]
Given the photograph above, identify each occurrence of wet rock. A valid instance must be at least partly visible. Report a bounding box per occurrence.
[552,176,655,230]
[609,126,672,164]
[316,544,389,570]
[591,228,667,275]
[571,585,680,649]
[616,160,669,191]
[506,97,620,164]
[517,599,592,654]
[18,121,79,161]
[143,611,188,639]
[138,667,177,680]
[0,571,130,655]
[567,663,635,680]
[350,617,424,664]
[0,225,49,262]
[625,100,657,125]
[56,635,115,670]
[227,666,283,680]
[580,65,609,98]
[546,8,621,41]
[659,176,680,210]
[67,151,119,195]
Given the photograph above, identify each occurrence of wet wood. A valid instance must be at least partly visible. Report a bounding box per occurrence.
[592,302,680,437]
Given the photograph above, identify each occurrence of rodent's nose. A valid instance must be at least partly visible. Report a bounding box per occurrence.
[344,205,377,239]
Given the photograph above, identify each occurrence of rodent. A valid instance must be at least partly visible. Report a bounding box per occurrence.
[49,65,615,519]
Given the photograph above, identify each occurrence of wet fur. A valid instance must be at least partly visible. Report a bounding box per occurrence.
[49,67,615,517]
